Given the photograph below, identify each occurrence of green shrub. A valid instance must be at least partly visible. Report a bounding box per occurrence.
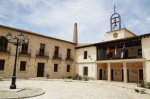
[83,76,89,81]
[72,74,79,80]
[78,76,82,80]
[146,82,150,89]
[67,76,72,79]
[139,80,145,87]
[72,75,76,80]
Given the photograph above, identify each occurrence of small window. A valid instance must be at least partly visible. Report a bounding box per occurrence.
[21,42,28,54]
[54,46,59,57]
[0,36,8,52]
[83,67,88,76]
[84,51,87,59]
[20,61,26,71]
[54,64,58,72]
[67,49,71,59]
[40,43,45,54]
[110,52,113,58]
[67,65,70,72]
[138,49,142,55]
[0,60,5,70]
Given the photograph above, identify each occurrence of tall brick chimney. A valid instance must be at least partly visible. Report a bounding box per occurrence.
[73,23,78,44]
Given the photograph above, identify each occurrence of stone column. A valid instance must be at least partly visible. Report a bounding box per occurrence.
[108,63,111,82]
[123,62,127,83]
[143,62,146,82]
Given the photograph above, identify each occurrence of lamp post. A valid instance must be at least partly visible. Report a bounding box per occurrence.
[6,32,29,89]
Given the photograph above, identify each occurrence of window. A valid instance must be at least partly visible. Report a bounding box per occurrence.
[20,61,26,71]
[40,43,45,55]
[0,60,5,70]
[83,67,88,76]
[84,51,87,59]
[54,64,58,72]
[21,43,28,54]
[138,49,142,55]
[67,49,71,59]
[67,65,70,72]
[110,52,113,58]
[54,46,59,57]
[0,36,8,52]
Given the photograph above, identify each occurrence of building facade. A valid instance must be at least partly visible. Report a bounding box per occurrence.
[76,9,150,83]
[0,8,150,83]
[0,24,76,78]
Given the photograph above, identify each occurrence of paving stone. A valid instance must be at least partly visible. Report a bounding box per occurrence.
[0,79,150,99]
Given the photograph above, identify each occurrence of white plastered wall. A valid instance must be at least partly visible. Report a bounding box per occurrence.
[107,28,135,41]
[76,64,96,79]
[141,37,150,82]
[76,46,97,79]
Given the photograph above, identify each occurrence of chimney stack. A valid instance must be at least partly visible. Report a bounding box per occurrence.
[73,23,78,44]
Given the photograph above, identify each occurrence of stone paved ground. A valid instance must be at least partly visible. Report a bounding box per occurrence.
[0,79,150,99]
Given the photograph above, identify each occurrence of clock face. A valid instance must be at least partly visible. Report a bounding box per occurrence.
[113,33,118,38]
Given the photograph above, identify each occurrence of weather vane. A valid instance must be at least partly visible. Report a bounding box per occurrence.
[114,4,116,13]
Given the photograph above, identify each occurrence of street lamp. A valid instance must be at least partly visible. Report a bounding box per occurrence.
[6,32,29,89]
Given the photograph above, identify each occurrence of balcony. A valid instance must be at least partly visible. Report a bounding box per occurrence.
[66,55,74,62]
[19,50,31,57]
[36,51,49,58]
[97,52,142,61]
[53,54,62,60]
[0,47,10,55]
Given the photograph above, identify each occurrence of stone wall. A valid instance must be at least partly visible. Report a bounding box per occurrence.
[0,25,76,78]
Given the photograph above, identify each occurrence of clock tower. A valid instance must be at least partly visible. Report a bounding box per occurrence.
[107,4,136,41]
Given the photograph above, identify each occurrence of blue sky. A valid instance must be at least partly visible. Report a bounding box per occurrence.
[0,0,150,43]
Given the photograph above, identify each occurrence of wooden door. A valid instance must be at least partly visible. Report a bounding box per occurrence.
[37,63,44,77]
[99,69,103,80]
[139,69,143,81]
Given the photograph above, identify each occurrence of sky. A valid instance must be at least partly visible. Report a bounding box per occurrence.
[0,0,150,43]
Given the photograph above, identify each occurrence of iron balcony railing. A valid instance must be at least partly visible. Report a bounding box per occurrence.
[36,51,49,58]
[66,55,74,61]
[0,47,10,53]
[19,49,31,56]
[53,53,62,60]
[97,52,142,60]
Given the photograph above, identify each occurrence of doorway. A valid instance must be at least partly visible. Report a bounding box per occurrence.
[139,69,143,81]
[111,69,114,80]
[99,69,103,80]
[122,69,124,81]
[127,69,129,82]
[37,63,45,77]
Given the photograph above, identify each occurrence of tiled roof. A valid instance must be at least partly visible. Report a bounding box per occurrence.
[0,24,76,44]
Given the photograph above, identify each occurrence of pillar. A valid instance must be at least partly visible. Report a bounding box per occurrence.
[108,63,111,82]
[123,62,127,83]
[142,62,146,82]
[95,63,97,80]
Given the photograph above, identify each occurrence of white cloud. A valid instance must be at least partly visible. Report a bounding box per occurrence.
[0,0,150,43]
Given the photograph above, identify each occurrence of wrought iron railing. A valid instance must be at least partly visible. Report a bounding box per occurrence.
[53,53,62,60]
[0,47,10,53]
[36,51,49,58]
[97,52,142,60]
[19,49,31,56]
[66,55,74,61]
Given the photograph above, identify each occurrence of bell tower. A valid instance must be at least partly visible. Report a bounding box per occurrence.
[110,4,121,31]
[107,4,135,41]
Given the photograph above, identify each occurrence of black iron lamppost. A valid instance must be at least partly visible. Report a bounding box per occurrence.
[6,32,29,89]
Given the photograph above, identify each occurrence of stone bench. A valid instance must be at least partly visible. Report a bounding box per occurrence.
[0,77,3,81]
[135,87,146,94]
